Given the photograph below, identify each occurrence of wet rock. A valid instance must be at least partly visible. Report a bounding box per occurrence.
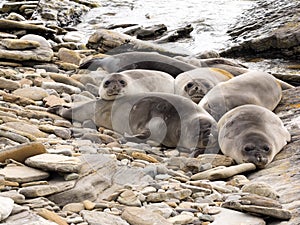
[0,142,46,163]
[0,163,49,183]
[0,196,14,221]
[12,87,49,101]
[63,31,86,43]
[25,153,82,173]
[221,0,300,59]
[81,210,130,225]
[134,24,167,40]
[121,207,172,225]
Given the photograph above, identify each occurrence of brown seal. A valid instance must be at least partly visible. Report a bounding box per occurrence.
[218,104,290,168]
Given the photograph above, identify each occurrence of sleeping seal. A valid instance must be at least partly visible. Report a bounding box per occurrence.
[56,93,218,151]
[218,104,290,168]
[199,71,282,121]
[99,69,174,100]
[175,68,233,103]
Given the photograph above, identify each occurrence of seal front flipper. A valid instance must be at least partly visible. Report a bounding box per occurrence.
[123,129,151,143]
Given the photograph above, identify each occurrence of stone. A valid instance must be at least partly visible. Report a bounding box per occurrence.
[42,82,81,95]
[144,202,173,218]
[48,73,86,90]
[0,142,46,163]
[4,121,48,138]
[146,189,192,202]
[63,31,86,43]
[83,200,96,210]
[62,202,85,213]
[25,153,82,173]
[0,163,49,183]
[38,124,71,139]
[211,208,265,225]
[36,208,68,225]
[19,185,61,198]
[168,212,195,224]
[2,92,36,106]
[131,152,159,163]
[222,201,292,220]
[241,182,279,200]
[1,39,40,50]
[117,189,142,207]
[58,47,82,65]
[0,77,20,91]
[12,87,49,101]
[43,95,67,107]
[121,207,172,225]
[0,196,14,221]
[0,190,25,204]
[2,210,58,225]
[81,210,130,225]
[191,163,256,180]
[196,154,235,168]
[0,19,55,34]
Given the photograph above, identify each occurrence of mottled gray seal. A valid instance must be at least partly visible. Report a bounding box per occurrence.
[218,104,290,168]
[56,93,218,151]
[175,68,233,103]
[199,71,282,121]
[99,69,174,100]
[79,51,197,77]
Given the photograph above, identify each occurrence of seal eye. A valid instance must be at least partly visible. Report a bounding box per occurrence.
[263,145,270,152]
[186,82,194,89]
[104,80,110,87]
[244,144,255,152]
[119,80,126,86]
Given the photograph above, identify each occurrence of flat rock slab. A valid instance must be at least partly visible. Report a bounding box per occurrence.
[25,153,82,173]
[211,207,265,225]
[0,164,49,183]
[1,39,40,50]
[0,142,46,163]
[0,196,14,222]
[121,207,172,225]
[81,210,130,225]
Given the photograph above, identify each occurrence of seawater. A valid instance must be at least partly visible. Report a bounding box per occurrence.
[76,0,256,54]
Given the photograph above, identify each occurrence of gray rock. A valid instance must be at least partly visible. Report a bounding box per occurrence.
[121,207,172,225]
[0,164,49,183]
[25,153,82,173]
[19,185,61,198]
[211,208,265,225]
[12,87,49,101]
[117,189,142,207]
[0,196,14,221]
[146,189,192,202]
[0,77,20,91]
[81,210,130,225]
[2,210,58,225]
[42,82,81,95]
[242,182,279,200]
[144,202,173,218]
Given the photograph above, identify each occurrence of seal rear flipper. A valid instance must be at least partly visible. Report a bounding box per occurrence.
[123,129,151,143]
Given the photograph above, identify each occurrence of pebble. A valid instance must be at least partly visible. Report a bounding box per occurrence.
[0,196,14,221]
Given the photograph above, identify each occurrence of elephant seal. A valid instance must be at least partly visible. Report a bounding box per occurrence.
[99,69,174,100]
[56,93,218,151]
[175,68,233,103]
[79,51,197,77]
[218,104,290,168]
[199,71,282,121]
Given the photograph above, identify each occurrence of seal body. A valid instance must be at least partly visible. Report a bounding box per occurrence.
[218,104,290,168]
[79,51,196,77]
[199,71,282,121]
[99,69,174,100]
[60,93,218,151]
[175,68,233,103]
